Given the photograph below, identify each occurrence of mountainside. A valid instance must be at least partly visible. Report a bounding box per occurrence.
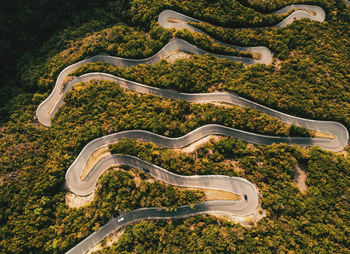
[0,0,349,253]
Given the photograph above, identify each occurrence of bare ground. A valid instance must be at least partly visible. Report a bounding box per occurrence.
[210,202,266,228]
[183,187,240,201]
[167,18,187,24]
[175,135,222,153]
[310,130,335,139]
[89,229,125,254]
[65,192,94,208]
[336,150,348,158]
[294,161,307,193]
[80,146,111,180]
[163,50,192,63]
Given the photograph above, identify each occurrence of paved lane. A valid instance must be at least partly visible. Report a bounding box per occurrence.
[33,5,344,253]
[37,5,326,127]
[61,73,348,155]
[66,155,258,254]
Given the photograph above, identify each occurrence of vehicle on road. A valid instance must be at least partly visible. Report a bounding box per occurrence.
[117,217,124,223]
[244,194,248,201]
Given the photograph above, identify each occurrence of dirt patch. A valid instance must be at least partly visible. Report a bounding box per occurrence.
[295,8,316,16]
[294,162,307,193]
[251,52,262,60]
[336,150,348,158]
[88,229,125,254]
[175,135,222,153]
[209,102,235,108]
[167,18,187,24]
[163,50,192,63]
[310,130,335,139]
[209,204,266,228]
[273,58,282,70]
[81,146,111,181]
[184,187,240,201]
[65,192,94,208]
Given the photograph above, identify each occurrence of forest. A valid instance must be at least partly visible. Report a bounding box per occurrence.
[0,0,349,253]
[106,137,349,253]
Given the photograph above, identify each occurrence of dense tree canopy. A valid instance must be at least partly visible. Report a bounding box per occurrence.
[103,138,349,253]
[0,0,349,253]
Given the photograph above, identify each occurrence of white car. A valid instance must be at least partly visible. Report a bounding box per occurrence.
[117,217,124,222]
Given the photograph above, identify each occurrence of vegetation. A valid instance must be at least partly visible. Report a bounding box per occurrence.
[96,168,205,211]
[174,29,253,58]
[103,138,349,253]
[1,79,307,177]
[27,165,204,253]
[54,80,305,144]
[0,78,308,252]
[0,0,349,253]
[0,0,130,121]
[8,0,349,129]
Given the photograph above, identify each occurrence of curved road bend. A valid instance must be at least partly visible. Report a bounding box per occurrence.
[58,73,348,153]
[66,154,258,254]
[65,121,344,197]
[35,5,341,254]
[158,5,325,65]
[37,5,326,127]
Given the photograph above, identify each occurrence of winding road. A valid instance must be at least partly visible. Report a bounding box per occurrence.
[66,154,258,254]
[36,5,326,127]
[33,4,347,254]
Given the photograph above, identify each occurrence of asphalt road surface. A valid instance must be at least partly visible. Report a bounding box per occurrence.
[66,155,259,254]
[37,5,326,127]
[33,5,345,254]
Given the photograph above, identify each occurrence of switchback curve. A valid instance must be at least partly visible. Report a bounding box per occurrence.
[66,154,258,254]
[36,5,345,254]
[36,38,258,126]
[37,4,326,127]
[158,5,325,65]
[57,72,348,153]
